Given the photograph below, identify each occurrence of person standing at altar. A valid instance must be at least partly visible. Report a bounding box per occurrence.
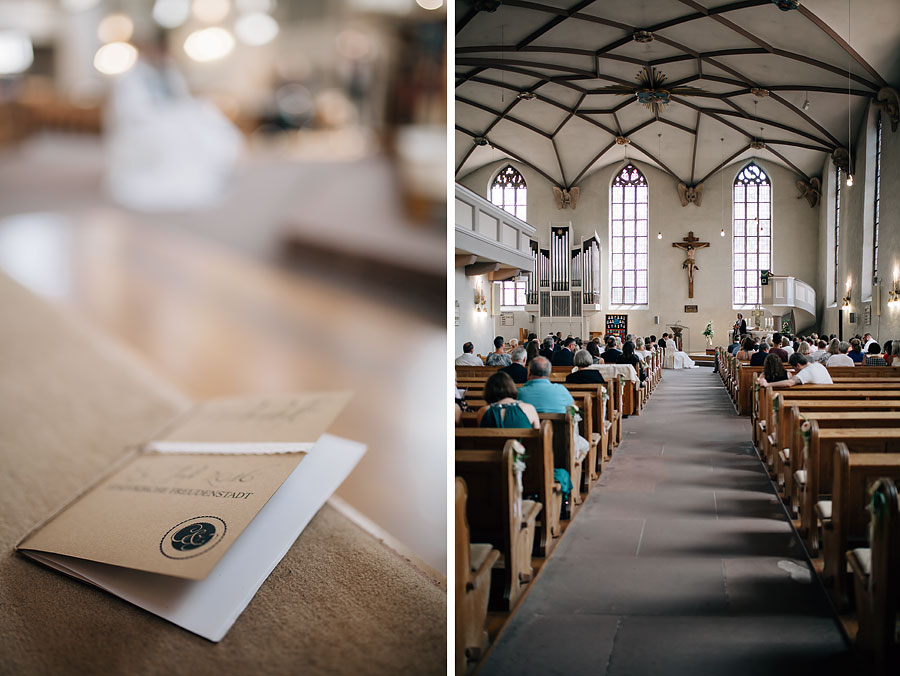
[732,314,747,343]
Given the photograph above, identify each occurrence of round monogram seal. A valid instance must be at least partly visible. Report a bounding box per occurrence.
[160,516,227,560]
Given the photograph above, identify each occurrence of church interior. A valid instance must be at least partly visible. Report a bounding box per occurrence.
[455,1,900,674]
[0,1,447,673]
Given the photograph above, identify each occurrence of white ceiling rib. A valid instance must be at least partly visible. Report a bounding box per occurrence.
[455,0,900,189]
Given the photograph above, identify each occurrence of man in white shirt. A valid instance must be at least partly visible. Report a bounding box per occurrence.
[455,341,483,366]
[826,341,855,367]
[758,353,833,388]
[862,333,877,352]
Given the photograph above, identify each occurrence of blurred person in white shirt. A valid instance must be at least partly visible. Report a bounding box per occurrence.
[455,341,483,366]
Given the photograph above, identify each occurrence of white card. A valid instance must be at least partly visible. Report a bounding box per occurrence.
[22,434,365,641]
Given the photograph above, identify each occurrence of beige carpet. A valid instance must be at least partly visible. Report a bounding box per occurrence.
[0,273,446,674]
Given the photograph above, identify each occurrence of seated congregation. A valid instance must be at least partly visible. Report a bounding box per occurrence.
[718,330,900,674]
[454,331,663,672]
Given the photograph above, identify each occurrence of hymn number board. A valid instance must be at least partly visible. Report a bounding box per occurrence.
[605,314,628,341]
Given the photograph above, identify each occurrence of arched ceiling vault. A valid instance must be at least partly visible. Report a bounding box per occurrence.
[455,0,900,190]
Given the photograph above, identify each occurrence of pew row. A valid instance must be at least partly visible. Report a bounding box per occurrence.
[455,477,500,675]
[777,411,900,517]
[761,387,900,473]
[847,476,900,675]
[455,441,542,611]
[818,444,900,609]
[740,361,900,415]
[794,425,900,550]
[456,423,561,557]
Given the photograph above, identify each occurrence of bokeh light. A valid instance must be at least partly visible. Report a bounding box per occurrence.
[0,30,34,75]
[183,27,235,62]
[93,41,138,75]
[192,0,230,23]
[97,13,134,44]
[234,12,279,46]
[152,0,191,29]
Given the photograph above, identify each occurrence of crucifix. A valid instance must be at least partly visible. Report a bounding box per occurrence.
[672,231,710,298]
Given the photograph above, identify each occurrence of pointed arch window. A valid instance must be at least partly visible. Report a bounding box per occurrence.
[610,163,649,306]
[732,163,771,308]
[490,165,527,221]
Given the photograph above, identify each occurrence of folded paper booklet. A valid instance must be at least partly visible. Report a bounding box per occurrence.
[17,392,365,642]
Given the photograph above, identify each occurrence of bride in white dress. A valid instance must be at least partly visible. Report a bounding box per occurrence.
[665,336,697,369]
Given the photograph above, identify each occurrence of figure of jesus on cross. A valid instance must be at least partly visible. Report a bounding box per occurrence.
[672,231,710,298]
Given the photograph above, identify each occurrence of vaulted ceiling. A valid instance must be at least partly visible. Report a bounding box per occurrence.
[455,0,900,191]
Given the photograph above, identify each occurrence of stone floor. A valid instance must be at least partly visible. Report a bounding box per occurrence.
[479,369,857,675]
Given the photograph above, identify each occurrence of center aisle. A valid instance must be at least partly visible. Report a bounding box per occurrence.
[480,368,855,675]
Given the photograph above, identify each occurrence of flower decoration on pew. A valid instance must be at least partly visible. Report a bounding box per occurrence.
[866,484,887,544]
[566,404,582,424]
[799,416,811,462]
[512,450,527,497]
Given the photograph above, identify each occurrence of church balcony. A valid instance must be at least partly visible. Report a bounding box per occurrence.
[455,183,535,274]
[760,275,817,328]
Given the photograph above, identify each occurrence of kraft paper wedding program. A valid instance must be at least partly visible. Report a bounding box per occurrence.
[19,452,305,579]
[18,391,356,581]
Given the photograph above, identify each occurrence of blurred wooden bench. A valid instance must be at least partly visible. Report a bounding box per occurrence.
[455,477,499,675]
[455,441,541,611]
[820,445,900,609]
[456,423,560,557]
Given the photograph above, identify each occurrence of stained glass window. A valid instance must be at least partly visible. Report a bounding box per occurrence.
[490,165,527,221]
[610,164,649,306]
[732,163,771,308]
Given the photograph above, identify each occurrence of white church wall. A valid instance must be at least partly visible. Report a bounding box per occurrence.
[454,267,496,360]
[815,154,832,328]
[877,108,900,344]
[820,102,900,344]
[458,155,820,351]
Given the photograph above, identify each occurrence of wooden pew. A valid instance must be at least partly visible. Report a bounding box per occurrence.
[762,386,900,470]
[456,423,561,557]
[460,393,594,503]
[779,411,900,517]
[847,477,900,675]
[455,477,500,674]
[538,411,583,511]
[565,383,613,472]
[795,425,900,550]
[461,378,614,458]
[739,364,900,416]
[455,441,542,611]
[550,365,642,417]
[819,444,900,609]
